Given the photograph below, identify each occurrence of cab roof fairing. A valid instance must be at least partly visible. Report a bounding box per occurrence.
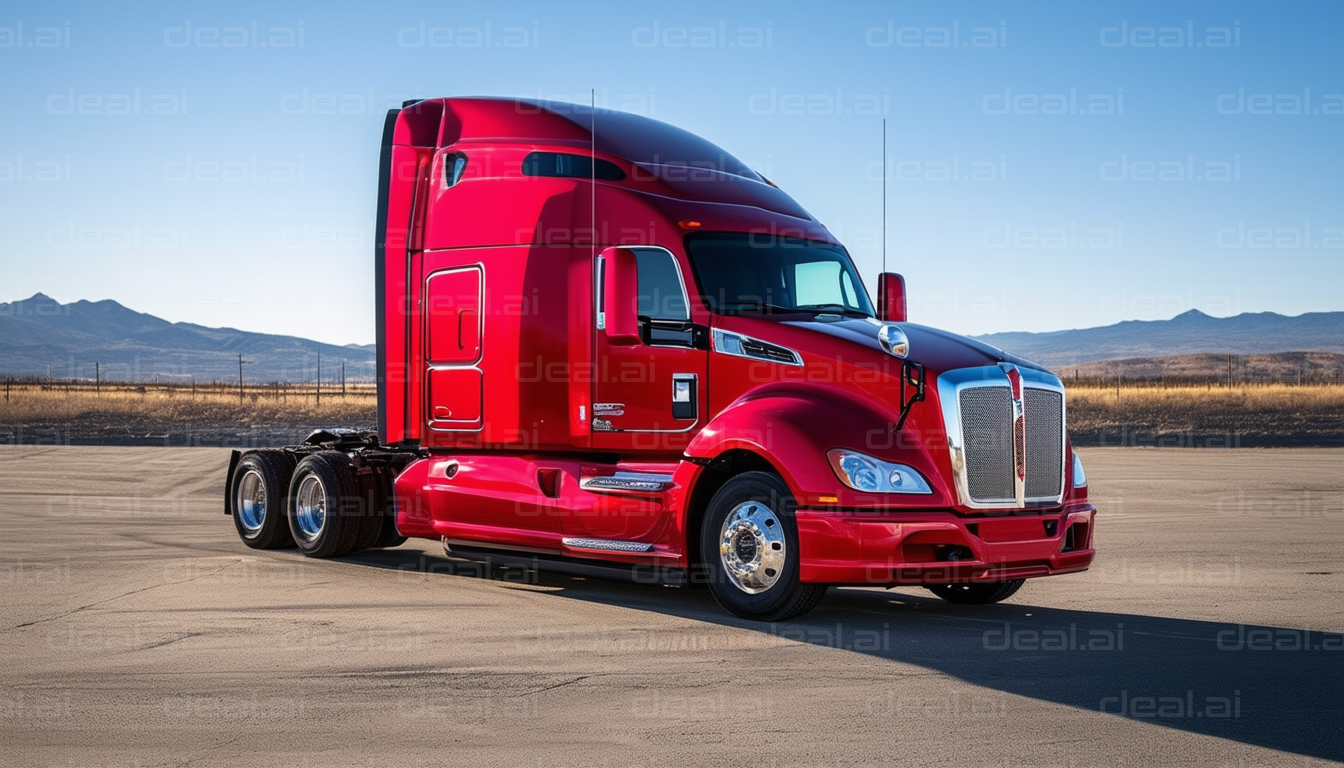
[390,97,833,235]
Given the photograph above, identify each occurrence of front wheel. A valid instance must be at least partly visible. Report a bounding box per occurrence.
[926,580,1025,605]
[700,471,827,621]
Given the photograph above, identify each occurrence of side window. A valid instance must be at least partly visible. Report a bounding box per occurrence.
[635,250,689,321]
[793,260,861,310]
[442,152,467,188]
[794,261,841,306]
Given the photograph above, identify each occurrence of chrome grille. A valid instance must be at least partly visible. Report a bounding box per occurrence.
[1024,389,1064,499]
[959,388,1014,502]
[944,366,1067,508]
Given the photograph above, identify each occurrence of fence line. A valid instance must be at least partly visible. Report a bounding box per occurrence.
[0,377,377,402]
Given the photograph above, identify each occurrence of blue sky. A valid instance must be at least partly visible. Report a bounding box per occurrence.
[2,0,1341,345]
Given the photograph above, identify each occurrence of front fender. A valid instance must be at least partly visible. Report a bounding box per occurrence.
[685,383,956,508]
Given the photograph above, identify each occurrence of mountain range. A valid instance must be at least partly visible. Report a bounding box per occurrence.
[2,293,1341,382]
[0,293,374,383]
[973,309,1344,369]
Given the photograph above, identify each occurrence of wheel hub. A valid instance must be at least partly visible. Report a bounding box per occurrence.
[235,469,267,533]
[718,502,786,594]
[293,475,327,541]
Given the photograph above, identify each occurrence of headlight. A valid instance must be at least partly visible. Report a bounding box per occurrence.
[1072,451,1087,488]
[827,449,932,494]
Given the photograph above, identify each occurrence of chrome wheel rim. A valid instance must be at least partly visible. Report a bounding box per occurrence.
[293,474,327,541]
[719,501,786,594]
[235,469,267,533]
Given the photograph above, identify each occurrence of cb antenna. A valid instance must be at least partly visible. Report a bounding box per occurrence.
[591,88,596,255]
[882,117,887,275]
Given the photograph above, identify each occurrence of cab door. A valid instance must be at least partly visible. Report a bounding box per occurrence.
[591,247,707,454]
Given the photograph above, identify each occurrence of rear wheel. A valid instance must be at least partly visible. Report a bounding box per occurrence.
[700,471,827,621]
[230,450,297,549]
[288,451,366,558]
[926,580,1025,605]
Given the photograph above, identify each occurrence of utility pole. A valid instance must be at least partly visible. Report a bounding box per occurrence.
[316,351,322,406]
[341,361,346,398]
[95,362,100,395]
[237,353,249,402]
[1227,354,1233,388]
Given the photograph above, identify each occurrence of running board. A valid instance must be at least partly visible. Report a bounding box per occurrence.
[444,542,687,586]
[579,471,674,494]
[562,537,655,553]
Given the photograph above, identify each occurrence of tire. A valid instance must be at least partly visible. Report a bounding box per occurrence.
[229,450,297,550]
[699,471,828,621]
[287,451,366,558]
[926,579,1025,605]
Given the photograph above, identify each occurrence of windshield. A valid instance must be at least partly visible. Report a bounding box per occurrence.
[685,233,875,317]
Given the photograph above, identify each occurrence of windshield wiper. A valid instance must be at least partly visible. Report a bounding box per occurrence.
[718,300,872,318]
[797,303,873,318]
[718,300,804,315]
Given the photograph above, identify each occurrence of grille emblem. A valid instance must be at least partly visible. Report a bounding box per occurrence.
[999,363,1027,508]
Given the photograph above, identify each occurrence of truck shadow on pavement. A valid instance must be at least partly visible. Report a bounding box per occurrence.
[342,547,1343,762]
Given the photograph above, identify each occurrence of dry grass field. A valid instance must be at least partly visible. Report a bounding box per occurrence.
[0,382,376,446]
[1067,382,1344,446]
[2,380,1342,446]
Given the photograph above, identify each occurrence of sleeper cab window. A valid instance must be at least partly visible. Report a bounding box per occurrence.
[521,151,625,181]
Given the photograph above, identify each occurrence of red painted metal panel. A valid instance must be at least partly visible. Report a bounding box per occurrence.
[374,98,1096,590]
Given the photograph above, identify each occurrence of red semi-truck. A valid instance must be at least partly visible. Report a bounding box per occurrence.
[225,97,1095,621]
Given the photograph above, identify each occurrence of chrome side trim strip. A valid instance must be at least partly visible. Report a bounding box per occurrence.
[711,328,804,367]
[578,471,675,494]
[561,537,655,553]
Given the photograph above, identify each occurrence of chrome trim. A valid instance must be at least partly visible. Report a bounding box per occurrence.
[424,264,486,433]
[711,328,804,367]
[594,256,606,330]
[937,365,1067,510]
[234,468,267,533]
[999,362,1027,508]
[423,265,484,367]
[672,374,695,403]
[595,245,691,330]
[579,471,675,494]
[424,367,484,433]
[292,474,327,542]
[877,323,909,359]
[719,501,787,594]
[562,537,655,553]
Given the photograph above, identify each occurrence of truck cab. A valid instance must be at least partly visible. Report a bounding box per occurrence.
[226,97,1096,621]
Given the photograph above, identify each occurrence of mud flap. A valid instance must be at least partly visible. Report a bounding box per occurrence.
[224,449,241,515]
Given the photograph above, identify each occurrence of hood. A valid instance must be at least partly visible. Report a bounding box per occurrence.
[726,314,1049,376]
